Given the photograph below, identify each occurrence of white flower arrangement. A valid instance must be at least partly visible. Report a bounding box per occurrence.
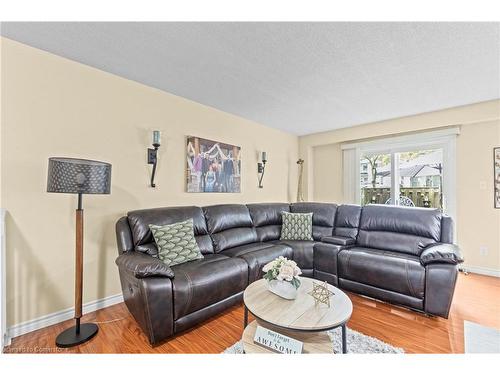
[262,256,302,289]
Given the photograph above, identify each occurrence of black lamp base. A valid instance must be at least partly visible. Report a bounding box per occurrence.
[55,323,99,348]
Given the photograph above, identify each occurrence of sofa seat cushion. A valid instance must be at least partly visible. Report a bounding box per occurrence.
[338,247,425,299]
[273,240,317,271]
[170,254,248,320]
[222,242,275,257]
[223,242,293,282]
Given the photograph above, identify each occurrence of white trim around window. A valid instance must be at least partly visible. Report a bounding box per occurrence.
[341,127,460,152]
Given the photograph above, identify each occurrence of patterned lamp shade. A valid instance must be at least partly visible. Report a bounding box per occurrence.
[47,157,112,194]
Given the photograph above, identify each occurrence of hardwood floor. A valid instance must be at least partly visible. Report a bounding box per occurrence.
[4,273,500,354]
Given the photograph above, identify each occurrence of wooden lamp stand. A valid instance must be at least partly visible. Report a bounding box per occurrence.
[55,193,99,348]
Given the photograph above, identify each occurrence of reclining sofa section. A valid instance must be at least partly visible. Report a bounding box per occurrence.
[115,202,463,344]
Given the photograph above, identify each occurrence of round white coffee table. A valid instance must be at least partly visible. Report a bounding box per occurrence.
[242,277,353,354]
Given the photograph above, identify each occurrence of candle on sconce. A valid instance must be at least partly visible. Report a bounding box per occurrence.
[262,151,267,163]
[152,130,161,145]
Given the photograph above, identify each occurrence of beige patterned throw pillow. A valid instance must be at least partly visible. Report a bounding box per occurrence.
[149,219,204,267]
[280,212,314,241]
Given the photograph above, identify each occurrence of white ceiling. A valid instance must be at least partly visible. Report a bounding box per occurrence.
[1,22,499,135]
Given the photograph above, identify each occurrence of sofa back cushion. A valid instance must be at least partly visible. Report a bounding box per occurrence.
[290,202,337,240]
[334,204,362,239]
[203,204,257,252]
[127,206,214,255]
[357,205,442,256]
[247,203,290,241]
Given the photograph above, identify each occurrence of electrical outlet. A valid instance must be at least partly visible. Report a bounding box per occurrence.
[479,246,488,256]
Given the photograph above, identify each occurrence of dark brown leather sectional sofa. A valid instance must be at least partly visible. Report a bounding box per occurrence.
[115,202,463,344]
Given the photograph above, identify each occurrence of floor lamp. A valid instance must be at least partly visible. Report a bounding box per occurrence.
[47,157,112,348]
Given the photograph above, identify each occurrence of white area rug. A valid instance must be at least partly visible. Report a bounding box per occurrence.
[223,326,404,354]
[464,321,500,353]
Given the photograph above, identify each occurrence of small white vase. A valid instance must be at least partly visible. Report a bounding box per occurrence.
[268,279,298,300]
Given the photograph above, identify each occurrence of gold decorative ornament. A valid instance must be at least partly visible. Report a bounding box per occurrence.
[308,281,334,307]
[296,159,305,202]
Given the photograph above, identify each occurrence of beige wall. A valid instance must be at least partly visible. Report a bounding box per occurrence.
[0,38,298,326]
[300,100,500,274]
[1,35,499,328]
[312,143,343,202]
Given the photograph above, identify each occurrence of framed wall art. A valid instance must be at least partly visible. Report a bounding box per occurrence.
[186,136,241,193]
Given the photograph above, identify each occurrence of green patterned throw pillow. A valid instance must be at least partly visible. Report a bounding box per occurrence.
[149,219,203,267]
[280,212,314,241]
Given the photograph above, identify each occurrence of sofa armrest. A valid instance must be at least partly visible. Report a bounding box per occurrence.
[116,216,134,253]
[313,242,350,286]
[118,263,174,343]
[420,243,464,266]
[321,235,355,246]
[115,252,174,279]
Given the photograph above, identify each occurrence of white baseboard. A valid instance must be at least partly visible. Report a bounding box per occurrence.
[462,266,500,278]
[4,293,123,347]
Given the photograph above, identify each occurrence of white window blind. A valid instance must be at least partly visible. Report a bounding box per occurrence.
[342,148,359,204]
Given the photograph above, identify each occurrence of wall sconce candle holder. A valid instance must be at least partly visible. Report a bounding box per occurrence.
[257,151,267,188]
[296,159,305,202]
[148,130,161,188]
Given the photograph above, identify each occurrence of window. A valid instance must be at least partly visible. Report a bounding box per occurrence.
[360,149,443,209]
[360,153,391,206]
[342,128,458,222]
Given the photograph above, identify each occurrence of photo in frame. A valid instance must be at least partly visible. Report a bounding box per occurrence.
[495,147,500,208]
[186,136,241,193]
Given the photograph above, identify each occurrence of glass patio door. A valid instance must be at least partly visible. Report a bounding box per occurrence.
[360,148,444,210]
[397,149,443,209]
[360,152,392,205]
